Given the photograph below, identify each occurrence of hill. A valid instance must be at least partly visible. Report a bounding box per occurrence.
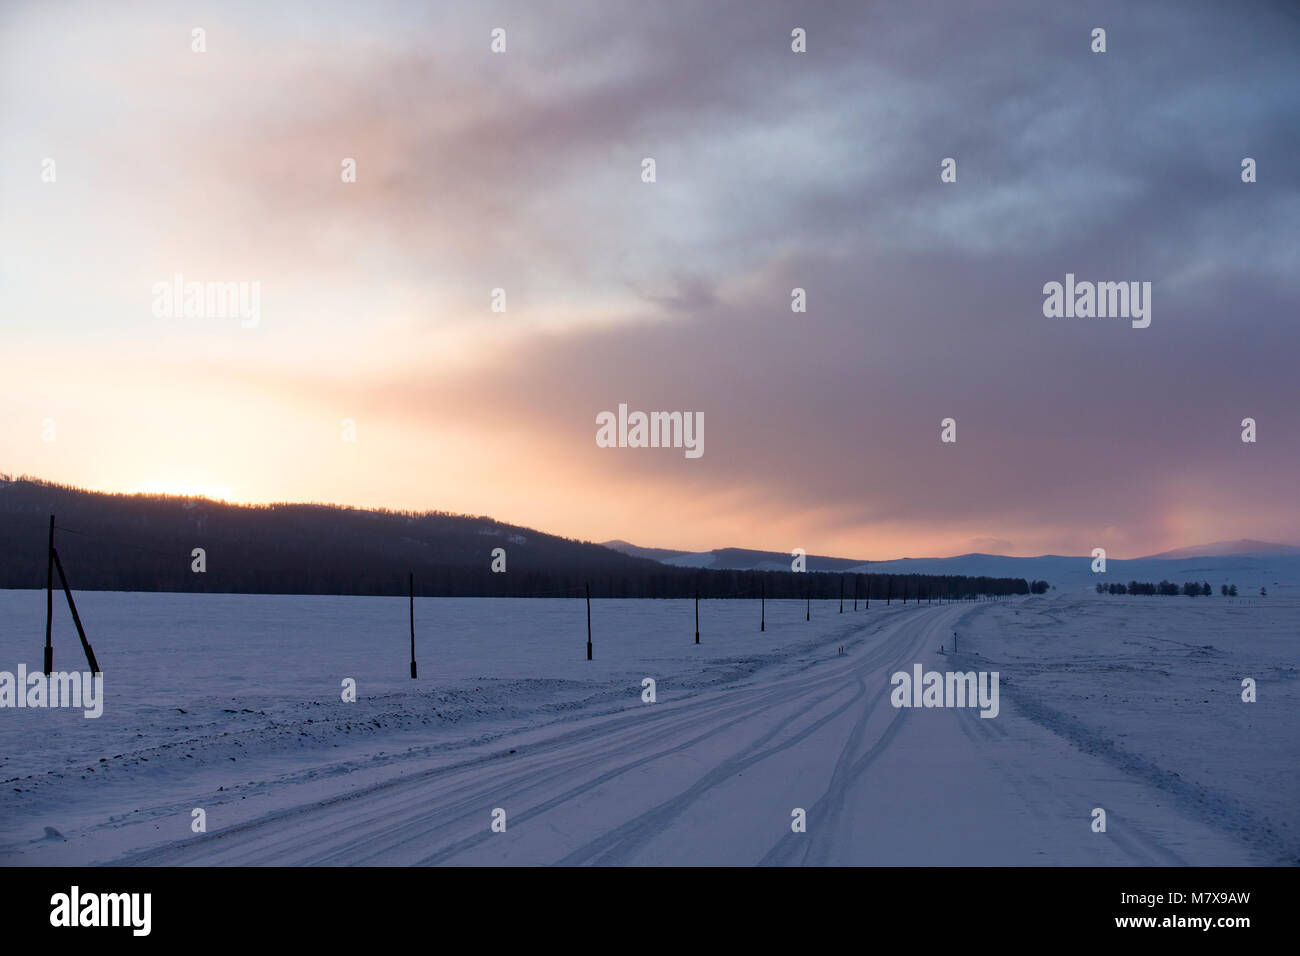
[0,477,1029,599]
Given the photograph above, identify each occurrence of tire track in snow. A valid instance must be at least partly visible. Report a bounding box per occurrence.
[759,606,961,866]
[116,605,935,865]
[552,608,947,866]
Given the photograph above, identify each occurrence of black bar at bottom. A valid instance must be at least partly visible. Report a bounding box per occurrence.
[0,866,1284,943]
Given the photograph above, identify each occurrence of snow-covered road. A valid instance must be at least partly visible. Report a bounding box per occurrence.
[84,600,1260,866]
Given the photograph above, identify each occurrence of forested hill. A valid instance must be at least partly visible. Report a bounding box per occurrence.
[0,477,1031,599]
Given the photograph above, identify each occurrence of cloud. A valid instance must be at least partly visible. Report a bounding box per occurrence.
[1,0,1297,557]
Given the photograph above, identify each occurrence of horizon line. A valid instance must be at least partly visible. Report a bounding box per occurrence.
[4,473,1293,566]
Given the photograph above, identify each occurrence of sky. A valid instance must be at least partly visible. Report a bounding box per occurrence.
[1,0,1298,560]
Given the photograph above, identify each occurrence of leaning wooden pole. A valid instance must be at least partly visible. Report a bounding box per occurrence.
[52,548,98,673]
[44,515,54,675]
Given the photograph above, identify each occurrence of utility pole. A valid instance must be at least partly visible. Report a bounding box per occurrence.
[409,573,417,678]
[44,516,54,675]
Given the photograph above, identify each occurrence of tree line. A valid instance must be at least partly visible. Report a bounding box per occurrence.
[1095,580,1262,597]
[0,477,1035,600]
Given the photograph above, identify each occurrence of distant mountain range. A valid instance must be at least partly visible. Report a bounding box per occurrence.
[1142,540,1299,560]
[603,538,1298,568]
[602,539,1300,594]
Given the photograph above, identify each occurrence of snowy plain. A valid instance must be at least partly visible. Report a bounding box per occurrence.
[0,587,1294,865]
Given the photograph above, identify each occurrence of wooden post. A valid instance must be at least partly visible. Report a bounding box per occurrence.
[52,548,98,673]
[806,582,810,622]
[760,580,765,632]
[44,515,54,676]
[839,576,844,613]
[694,591,699,644]
[853,575,858,612]
[886,577,891,605]
[586,582,592,660]
[864,575,869,609]
[409,573,417,678]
